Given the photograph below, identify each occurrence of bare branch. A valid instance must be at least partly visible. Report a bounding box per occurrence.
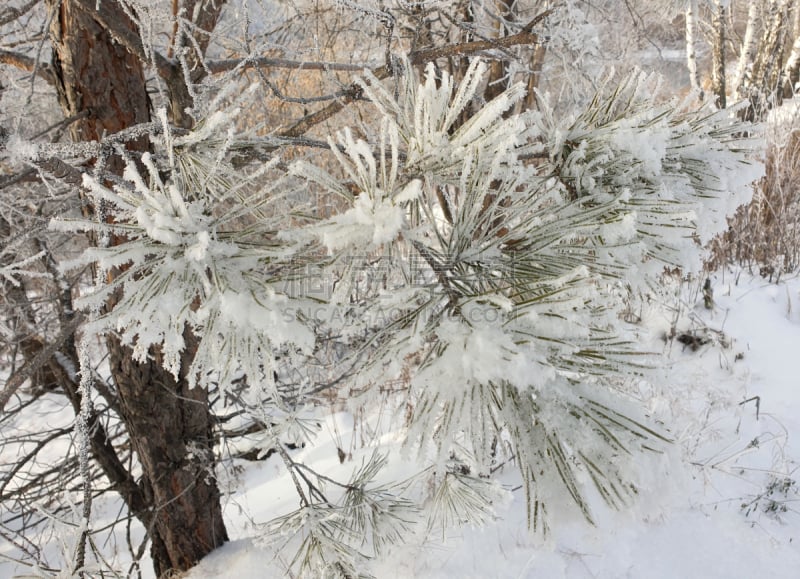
[206,56,372,74]
[171,0,226,74]
[0,313,84,411]
[30,110,91,140]
[0,0,41,27]
[280,15,545,138]
[0,48,57,86]
[0,169,38,190]
[407,16,543,65]
[32,156,85,186]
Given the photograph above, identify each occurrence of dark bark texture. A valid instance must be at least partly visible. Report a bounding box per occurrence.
[107,334,227,576]
[48,0,150,166]
[45,0,228,575]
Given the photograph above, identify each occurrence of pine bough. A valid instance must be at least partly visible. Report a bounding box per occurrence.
[52,60,763,576]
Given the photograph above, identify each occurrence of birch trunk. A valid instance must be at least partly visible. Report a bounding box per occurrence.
[686,0,704,100]
[734,2,761,99]
[748,0,790,117]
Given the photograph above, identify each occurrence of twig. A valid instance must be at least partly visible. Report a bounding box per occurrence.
[73,337,95,577]
[0,0,40,27]
[740,395,761,420]
[0,49,58,86]
[0,168,38,190]
[277,443,310,508]
[0,313,85,411]
[32,156,86,187]
[255,67,354,105]
[279,17,544,138]
[31,111,92,140]
[207,56,371,74]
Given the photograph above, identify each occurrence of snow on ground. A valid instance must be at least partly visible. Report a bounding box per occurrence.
[189,271,800,579]
[2,271,799,578]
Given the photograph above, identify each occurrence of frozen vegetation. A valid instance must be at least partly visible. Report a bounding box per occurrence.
[1,1,799,578]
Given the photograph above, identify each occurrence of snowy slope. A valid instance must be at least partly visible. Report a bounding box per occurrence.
[187,272,800,579]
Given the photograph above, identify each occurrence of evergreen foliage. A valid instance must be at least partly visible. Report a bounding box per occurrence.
[50,57,762,574]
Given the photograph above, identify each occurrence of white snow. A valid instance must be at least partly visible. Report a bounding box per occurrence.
[1,280,798,578]
[177,271,800,579]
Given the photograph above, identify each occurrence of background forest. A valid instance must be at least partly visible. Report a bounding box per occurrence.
[1,1,799,577]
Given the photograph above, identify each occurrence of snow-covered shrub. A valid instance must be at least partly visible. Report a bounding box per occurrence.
[52,58,762,575]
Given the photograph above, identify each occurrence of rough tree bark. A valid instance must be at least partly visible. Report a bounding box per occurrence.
[108,330,227,575]
[46,0,228,575]
[167,0,227,127]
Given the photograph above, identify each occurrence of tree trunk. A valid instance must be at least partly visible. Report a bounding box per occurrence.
[47,0,228,575]
[782,0,800,97]
[483,0,516,104]
[686,0,704,100]
[746,0,790,119]
[711,0,727,109]
[48,0,150,166]
[107,334,227,576]
[167,0,227,128]
[734,2,760,100]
